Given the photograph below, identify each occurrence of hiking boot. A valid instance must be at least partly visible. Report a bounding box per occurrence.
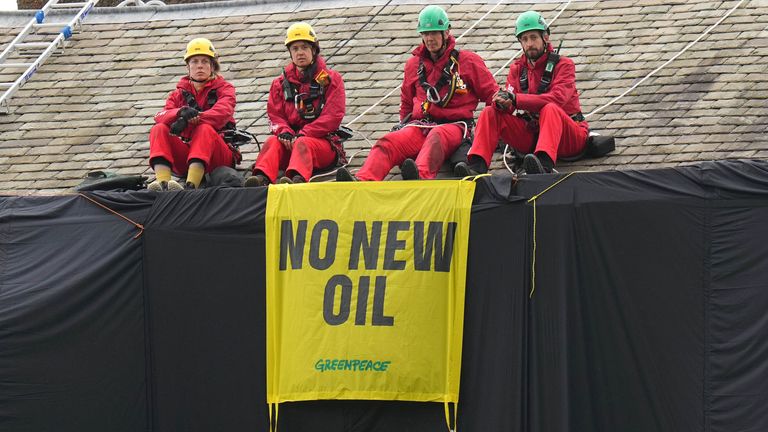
[244,174,270,188]
[166,180,183,191]
[336,167,357,182]
[454,158,488,177]
[400,158,419,180]
[523,153,547,175]
[147,179,183,191]
[147,179,164,191]
[184,182,197,190]
[279,175,305,184]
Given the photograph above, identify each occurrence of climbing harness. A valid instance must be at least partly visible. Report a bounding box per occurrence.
[281,63,328,121]
[179,88,256,163]
[418,49,465,110]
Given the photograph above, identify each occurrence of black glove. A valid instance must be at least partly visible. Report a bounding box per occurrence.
[278,132,294,141]
[178,107,199,120]
[495,90,516,110]
[169,107,199,135]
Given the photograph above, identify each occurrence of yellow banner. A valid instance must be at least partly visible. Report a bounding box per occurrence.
[266,180,475,405]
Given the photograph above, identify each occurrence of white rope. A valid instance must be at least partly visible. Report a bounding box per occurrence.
[345,0,505,128]
[456,0,505,43]
[585,0,746,118]
[309,149,369,181]
[345,85,400,127]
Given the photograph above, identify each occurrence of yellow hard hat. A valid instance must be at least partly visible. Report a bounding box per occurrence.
[184,38,217,61]
[285,22,317,46]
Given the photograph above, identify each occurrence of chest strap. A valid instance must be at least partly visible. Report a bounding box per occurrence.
[281,63,327,121]
[181,88,218,112]
[418,49,460,108]
[519,52,560,95]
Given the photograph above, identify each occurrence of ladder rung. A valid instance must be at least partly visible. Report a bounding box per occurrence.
[0,83,14,88]
[33,23,69,28]
[51,2,88,8]
[1,63,34,68]
[15,42,52,49]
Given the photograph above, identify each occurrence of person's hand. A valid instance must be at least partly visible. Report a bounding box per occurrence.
[177,107,199,120]
[278,132,294,150]
[493,90,515,111]
[169,107,200,135]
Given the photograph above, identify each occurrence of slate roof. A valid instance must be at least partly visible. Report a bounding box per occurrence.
[0,0,766,194]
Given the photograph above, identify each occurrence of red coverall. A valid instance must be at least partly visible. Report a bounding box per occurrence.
[149,75,237,175]
[252,55,345,183]
[467,45,588,166]
[356,35,497,181]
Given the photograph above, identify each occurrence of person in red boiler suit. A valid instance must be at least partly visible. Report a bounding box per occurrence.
[455,10,588,176]
[244,22,346,187]
[148,38,238,190]
[336,5,497,182]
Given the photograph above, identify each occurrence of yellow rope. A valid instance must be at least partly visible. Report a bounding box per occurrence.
[458,173,492,182]
[530,198,537,298]
[526,172,578,297]
[526,172,577,204]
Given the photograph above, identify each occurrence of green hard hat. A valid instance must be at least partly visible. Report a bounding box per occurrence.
[417,5,450,33]
[515,10,548,37]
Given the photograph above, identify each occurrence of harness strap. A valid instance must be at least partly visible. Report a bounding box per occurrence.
[519,52,560,95]
[281,63,328,121]
[418,49,460,108]
[180,88,243,164]
[180,88,218,112]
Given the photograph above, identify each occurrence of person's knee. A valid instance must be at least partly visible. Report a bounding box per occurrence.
[371,139,394,159]
[539,103,564,117]
[293,136,308,151]
[191,123,217,136]
[150,123,170,135]
[480,105,497,117]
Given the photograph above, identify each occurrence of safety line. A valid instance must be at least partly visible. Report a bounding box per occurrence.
[526,171,578,297]
[78,193,145,239]
[308,148,369,181]
[585,0,746,118]
[324,0,395,63]
[455,0,505,43]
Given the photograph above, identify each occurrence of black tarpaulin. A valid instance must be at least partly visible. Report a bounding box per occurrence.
[0,193,153,432]
[1,159,767,431]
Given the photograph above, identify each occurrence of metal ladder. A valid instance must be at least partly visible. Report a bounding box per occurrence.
[0,0,99,113]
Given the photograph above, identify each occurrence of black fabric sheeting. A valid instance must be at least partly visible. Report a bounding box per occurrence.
[144,187,268,431]
[0,193,153,432]
[1,159,768,431]
[708,201,768,432]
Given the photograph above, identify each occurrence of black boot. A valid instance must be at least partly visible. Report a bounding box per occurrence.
[400,158,419,180]
[523,152,554,175]
[336,167,357,182]
[279,175,305,184]
[244,174,270,187]
[454,156,488,177]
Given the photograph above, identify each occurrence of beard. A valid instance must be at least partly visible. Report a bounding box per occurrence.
[524,47,544,62]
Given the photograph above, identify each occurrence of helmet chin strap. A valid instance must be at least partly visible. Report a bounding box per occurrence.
[189,73,214,83]
[440,32,447,55]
